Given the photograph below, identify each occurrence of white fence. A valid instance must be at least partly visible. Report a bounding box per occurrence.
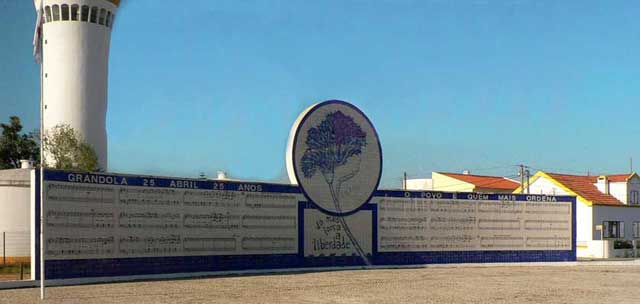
[1,231,30,264]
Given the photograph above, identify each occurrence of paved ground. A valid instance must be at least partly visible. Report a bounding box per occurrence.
[1,264,640,304]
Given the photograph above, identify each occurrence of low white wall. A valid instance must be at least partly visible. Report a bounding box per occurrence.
[577,240,602,258]
[578,240,640,259]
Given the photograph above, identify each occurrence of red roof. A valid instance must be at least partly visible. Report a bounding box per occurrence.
[607,174,633,182]
[438,172,520,190]
[544,173,623,206]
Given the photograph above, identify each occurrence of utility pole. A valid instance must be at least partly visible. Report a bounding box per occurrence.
[39,52,45,300]
[519,164,525,194]
[403,172,407,190]
[526,169,531,194]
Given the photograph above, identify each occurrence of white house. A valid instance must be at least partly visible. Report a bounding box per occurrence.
[406,172,520,193]
[519,171,640,258]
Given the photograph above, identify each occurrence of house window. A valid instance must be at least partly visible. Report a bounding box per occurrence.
[603,221,624,239]
[70,5,79,21]
[631,191,640,205]
[634,222,640,238]
[81,5,89,22]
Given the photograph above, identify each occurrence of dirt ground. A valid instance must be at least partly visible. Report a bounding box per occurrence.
[0,274,23,281]
[1,264,640,304]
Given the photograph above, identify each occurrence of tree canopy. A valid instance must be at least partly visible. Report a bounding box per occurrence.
[0,116,40,169]
[43,124,99,172]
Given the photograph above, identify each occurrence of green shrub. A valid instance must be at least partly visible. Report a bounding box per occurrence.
[614,240,634,249]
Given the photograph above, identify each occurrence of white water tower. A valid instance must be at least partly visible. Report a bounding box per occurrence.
[34,0,120,170]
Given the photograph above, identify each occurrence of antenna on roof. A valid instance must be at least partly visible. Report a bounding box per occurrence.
[631,157,634,174]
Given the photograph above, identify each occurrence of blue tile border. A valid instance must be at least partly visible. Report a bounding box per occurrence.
[44,249,575,280]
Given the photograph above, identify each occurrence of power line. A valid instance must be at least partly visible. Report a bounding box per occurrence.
[406,164,519,179]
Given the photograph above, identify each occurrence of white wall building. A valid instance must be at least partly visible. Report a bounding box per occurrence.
[520,171,640,258]
[0,167,34,262]
[35,0,120,170]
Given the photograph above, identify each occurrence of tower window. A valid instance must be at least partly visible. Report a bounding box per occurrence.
[81,5,89,22]
[61,4,69,21]
[110,13,116,28]
[45,6,52,23]
[105,11,111,27]
[99,8,106,25]
[52,5,60,21]
[90,6,98,23]
[70,5,79,21]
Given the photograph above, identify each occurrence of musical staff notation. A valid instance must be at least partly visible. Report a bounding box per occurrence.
[44,180,300,259]
[241,237,296,251]
[241,215,296,229]
[183,190,238,208]
[378,198,573,252]
[183,212,240,229]
[46,236,115,256]
[244,193,297,209]
[47,184,115,204]
[46,210,114,228]
[118,212,181,229]
[183,237,236,252]
[119,188,182,206]
[118,235,181,255]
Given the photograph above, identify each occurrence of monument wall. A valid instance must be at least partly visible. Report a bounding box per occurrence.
[33,170,576,280]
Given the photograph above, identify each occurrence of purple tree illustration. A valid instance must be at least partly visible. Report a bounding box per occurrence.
[301,111,370,264]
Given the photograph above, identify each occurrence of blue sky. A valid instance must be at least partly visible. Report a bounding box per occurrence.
[1,0,639,187]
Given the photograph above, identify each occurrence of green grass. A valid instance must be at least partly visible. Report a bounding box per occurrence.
[0,263,30,275]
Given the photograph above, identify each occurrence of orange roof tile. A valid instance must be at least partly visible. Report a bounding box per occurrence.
[439,172,520,190]
[545,173,623,206]
[607,174,633,183]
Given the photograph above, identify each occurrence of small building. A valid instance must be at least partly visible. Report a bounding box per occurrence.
[0,167,33,263]
[518,171,640,258]
[406,172,520,193]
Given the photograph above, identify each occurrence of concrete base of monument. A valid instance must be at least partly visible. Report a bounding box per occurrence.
[7,259,640,290]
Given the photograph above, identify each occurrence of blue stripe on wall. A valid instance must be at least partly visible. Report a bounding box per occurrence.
[46,249,575,280]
